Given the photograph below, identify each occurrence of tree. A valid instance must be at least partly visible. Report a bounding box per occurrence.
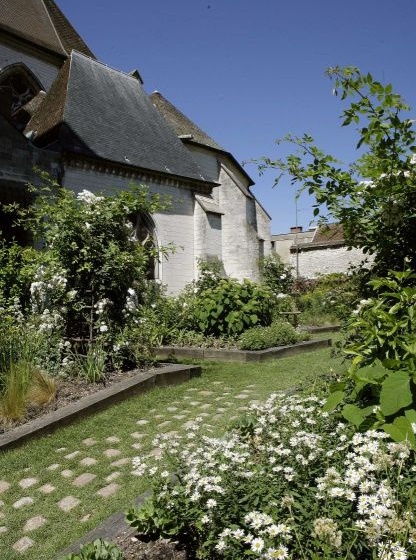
[257,66,416,278]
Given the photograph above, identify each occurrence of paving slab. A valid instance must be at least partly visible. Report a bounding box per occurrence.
[23,515,47,532]
[38,484,55,494]
[96,483,120,498]
[72,473,96,487]
[80,457,97,467]
[0,480,10,493]
[13,536,34,553]
[58,496,81,512]
[19,477,38,489]
[13,497,34,509]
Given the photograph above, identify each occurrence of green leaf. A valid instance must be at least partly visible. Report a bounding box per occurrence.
[323,390,345,412]
[382,416,416,448]
[380,370,412,416]
[341,404,372,428]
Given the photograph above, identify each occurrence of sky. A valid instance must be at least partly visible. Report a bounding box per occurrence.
[57,0,416,233]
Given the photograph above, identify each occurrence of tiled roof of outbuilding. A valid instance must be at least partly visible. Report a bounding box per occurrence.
[0,0,94,58]
[27,52,216,185]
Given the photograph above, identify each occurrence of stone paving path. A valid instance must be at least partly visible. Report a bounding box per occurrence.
[0,380,260,559]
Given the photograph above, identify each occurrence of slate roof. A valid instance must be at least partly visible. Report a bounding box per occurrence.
[150,91,255,190]
[150,91,224,151]
[0,0,94,58]
[27,52,216,185]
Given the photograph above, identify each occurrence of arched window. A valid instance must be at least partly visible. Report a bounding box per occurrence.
[129,213,159,280]
[0,64,43,129]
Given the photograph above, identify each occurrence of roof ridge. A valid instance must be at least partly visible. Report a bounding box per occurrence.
[71,51,143,82]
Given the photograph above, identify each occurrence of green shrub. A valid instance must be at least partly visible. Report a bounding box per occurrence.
[238,321,309,350]
[325,270,416,445]
[63,539,124,560]
[260,254,293,295]
[193,278,274,337]
[296,272,359,325]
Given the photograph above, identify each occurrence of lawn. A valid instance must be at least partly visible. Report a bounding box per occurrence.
[0,344,346,560]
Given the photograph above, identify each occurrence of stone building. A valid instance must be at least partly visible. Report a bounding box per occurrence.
[0,0,271,294]
[272,223,369,278]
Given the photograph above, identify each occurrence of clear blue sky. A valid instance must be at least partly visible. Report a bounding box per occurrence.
[57,0,416,233]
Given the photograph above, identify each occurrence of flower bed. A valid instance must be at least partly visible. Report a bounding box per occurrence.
[127,392,416,559]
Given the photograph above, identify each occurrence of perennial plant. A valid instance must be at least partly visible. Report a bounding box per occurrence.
[128,393,416,559]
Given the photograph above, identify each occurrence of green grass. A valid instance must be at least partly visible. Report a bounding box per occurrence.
[0,344,347,560]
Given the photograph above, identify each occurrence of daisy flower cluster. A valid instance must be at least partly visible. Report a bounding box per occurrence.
[129,393,416,559]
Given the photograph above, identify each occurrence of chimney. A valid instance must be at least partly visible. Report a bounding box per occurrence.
[290,226,303,234]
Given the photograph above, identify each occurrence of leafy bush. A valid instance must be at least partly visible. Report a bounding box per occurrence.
[342,270,416,370]
[326,270,416,443]
[260,254,293,295]
[193,279,274,337]
[238,321,309,350]
[128,393,416,559]
[63,539,124,560]
[296,273,359,325]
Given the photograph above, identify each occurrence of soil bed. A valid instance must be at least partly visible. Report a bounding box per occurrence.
[115,534,189,560]
[0,366,158,435]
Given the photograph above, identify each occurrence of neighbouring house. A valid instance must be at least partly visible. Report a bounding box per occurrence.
[272,223,370,278]
[0,0,271,294]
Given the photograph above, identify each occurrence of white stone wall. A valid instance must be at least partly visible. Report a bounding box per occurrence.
[0,43,60,90]
[255,200,271,257]
[193,202,222,271]
[219,163,262,282]
[186,144,220,184]
[63,166,196,295]
[290,245,370,278]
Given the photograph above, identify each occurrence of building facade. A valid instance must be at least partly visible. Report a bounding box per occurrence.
[0,0,271,294]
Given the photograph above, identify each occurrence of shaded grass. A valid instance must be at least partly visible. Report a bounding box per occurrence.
[0,344,347,560]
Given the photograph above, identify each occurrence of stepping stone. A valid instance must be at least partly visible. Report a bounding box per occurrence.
[56,447,67,452]
[198,390,214,396]
[72,473,96,487]
[65,451,80,460]
[173,414,186,420]
[148,448,163,458]
[130,432,145,440]
[167,406,178,412]
[111,458,130,467]
[234,394,250,399]
[199,413,210,417]
[19,478,38,489]
[106,472,121,482]
[81,514,91,523]
[82,438,97,446]
[80,457,97,467]
[0,481,10,494]
[212,381,223,384]
[104,448,121,458]
[199,403,212,409]
[39,484,55,494]
[96,483,120,498]
[0,499,4,507]
[0,525,7,533]
[182,396,191,400]
[238,406,248,411]
[13,536,34,553]
[47,463,60,471]
[136,419,149,426]
[13,497,34,509]
[131,443,142,450]
[106,436,120,443]
[216,408,227,413]
[214,396,225,401]
[61,469,74,478]
[158,421,171,428]
[189,401,201,406]
[0,511,4,519]
[23,515,47,532]
[186,388,198,392]
[246,384,256,388]
[155,414,164,419]
[58,496,81,512]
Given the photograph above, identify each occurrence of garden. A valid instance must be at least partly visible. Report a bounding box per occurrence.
[2,65,416,560]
